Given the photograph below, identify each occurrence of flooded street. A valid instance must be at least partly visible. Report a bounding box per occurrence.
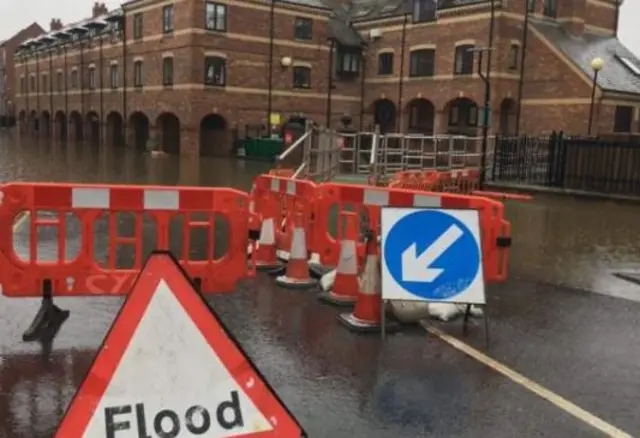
[2,132,640,437]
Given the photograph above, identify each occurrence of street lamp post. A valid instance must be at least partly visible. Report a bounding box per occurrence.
[587,57,604,137]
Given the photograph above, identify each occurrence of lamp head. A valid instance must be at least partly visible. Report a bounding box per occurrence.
[590,57,604,71]
[280,56,292,68]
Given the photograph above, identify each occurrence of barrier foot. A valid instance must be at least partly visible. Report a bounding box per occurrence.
[266,266,287,277]
[309,264,333,279]
[275,275,317,290]
[337,313,400,334]
[22,297,70,342]
[256,262,284,273]
[317,291,356,308]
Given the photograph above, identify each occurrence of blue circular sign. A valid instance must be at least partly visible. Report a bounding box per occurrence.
[383,210,481,300]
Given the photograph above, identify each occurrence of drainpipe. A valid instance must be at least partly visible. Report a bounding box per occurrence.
[122,13,128,144]
[515,0,532,135]
[266,0,275,131]
[325,39,335,127]
[49,51,53,123]
[479,0,496,189]
[25,55,29,115]
[358,49,367,129]
[64,46,68,124]
[396,13,408,132]
[36,51,40,134]
[100,35,104,144]
[80,42,84,122]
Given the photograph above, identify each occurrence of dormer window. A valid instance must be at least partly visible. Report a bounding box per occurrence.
[336,47,360,77]
[617,55,640,76]
[413,0,437,23]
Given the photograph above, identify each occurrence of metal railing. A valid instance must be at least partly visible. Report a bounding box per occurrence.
[277,124,496,183]
[333,130,495,180]
[489,133,640,196]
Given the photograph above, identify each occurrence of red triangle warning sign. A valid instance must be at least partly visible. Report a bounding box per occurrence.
[55,251,305,438]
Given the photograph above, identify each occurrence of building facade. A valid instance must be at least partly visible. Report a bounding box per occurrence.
[0,23,45,126]
[11,0,640,156]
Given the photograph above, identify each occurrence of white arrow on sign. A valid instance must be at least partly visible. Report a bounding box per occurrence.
[401,224,464,282]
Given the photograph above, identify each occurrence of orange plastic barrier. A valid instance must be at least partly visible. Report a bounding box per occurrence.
[268,168,295,178]
[251,175,318,253]
[312,183,511,283]
[0,183,253,297]
[471,190,534,201]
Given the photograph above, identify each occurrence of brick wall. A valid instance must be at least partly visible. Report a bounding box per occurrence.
[1,23,44,118]
[11,0,638,155]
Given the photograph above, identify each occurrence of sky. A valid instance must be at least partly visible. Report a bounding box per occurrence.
[1,0,639,56]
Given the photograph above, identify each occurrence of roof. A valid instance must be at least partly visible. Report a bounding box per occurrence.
[17,10,123,51]
[0,22,44,48]
[349,0,486,22]
[328,17,366,47]
[531,19,640,96]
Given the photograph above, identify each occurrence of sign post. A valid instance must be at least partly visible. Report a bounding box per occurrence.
[380,207,488,345]
[55,251,305,438]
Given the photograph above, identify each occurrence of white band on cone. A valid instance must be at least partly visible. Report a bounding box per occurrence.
[290,227,307,260]
[259,218,276,245]
[360,255,378,296]
[337,240,358,275]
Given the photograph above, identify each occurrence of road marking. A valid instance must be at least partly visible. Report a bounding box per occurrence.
[421,323,634,438]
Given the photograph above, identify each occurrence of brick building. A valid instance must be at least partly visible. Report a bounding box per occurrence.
[11,0,640,156]
[0,22,44,126]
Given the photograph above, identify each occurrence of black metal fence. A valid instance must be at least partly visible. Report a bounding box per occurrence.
[489,132,640,197]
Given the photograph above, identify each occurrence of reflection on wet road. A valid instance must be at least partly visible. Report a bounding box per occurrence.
[2,133,640,437]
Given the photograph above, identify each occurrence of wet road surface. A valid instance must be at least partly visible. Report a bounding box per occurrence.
[2,133,640,437]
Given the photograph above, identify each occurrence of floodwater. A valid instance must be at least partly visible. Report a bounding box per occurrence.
[2,131,640,437]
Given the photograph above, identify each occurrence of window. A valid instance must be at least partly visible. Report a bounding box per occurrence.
[454,44,474,75]
[88,68,96,89]
[56,72,62,92]
[163,5,174,34]
[378,52,393,75]
[42,74,48,93]
[133,13,143,40]
[543,0,557,18]
[409,49,435,77]
[527,0,535,13]
[163,57,174,86]
[449,100,478,127]
[617,55,640,76]
[20,77,25,93]
[509,44,519,70]
[110,64,119,89]
[134,61,143,88]
[294,17,312,40]
[337,49,360,76]
[292,66,310,89]
[205,2,226,31]
[70,70,78,89]
[614,106,633,133]
[204,56,226,86]
[30,75,35,92]
[413,0,437,23]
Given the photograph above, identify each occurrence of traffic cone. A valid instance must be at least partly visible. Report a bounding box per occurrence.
[276,217,291,262]
[338,234,399,333]
[318,211,359,307]
[275,210,317,289]
[254,212,283,271]
[247,191,259,256]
